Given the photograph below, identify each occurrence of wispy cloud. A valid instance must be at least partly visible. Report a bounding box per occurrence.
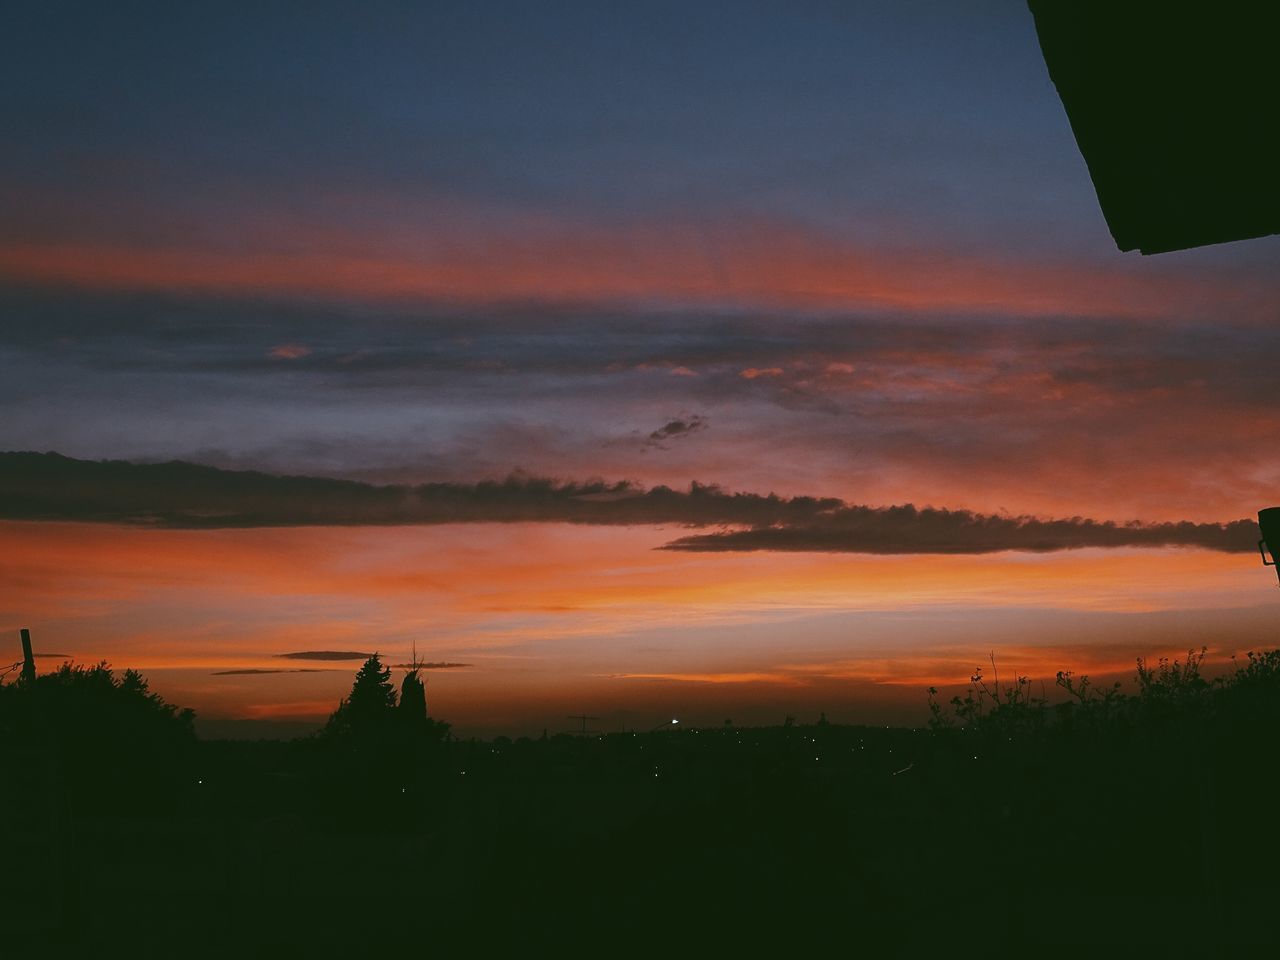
[211,667,337,675]
[609,671,802,685]
[643,415,707,450]
[6,289,1280,521]
[389,661,470,669]
[4,216,1272,321]
[275,650,373,661]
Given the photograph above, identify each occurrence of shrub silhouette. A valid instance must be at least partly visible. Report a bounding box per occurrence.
[1136,646,1209,701]
[929,645,1280,738]
[928,654,1047,738]
[1221,648,1280,706]
[0,661,195,811]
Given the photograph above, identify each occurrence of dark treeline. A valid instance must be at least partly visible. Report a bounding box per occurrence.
[4,648,1280,953]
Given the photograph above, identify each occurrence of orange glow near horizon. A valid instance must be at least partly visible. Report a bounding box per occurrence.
[4,519,1277,734]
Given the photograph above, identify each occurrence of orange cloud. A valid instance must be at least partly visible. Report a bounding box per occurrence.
[609,671,805,686]
[2,218,1270,320]
[268,343,311,360]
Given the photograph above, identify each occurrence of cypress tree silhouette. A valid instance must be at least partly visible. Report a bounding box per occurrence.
[399,667,427,726]
[396,663,450,749]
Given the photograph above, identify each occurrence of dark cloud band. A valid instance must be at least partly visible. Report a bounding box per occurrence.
[0,452,1257,555]
[659,505,1258,555]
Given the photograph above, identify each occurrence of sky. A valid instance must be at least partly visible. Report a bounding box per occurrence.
[3,1,1279,737]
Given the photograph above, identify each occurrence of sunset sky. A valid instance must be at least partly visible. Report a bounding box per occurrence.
[3,1,1279,737]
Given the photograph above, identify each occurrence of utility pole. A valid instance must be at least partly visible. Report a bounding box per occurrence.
[567,714,599,737]
[20,627,36,683]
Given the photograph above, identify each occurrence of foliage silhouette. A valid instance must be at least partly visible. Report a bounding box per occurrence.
[323,652,396,741]
[0,660,195,812]
[1136,646,1209,701]
[399,666,426,723]
[397,665,450,745]
[929,653,1048,739]
[925,647,1244,738]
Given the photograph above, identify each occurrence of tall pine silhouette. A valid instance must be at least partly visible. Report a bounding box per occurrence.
[326,653,397,740]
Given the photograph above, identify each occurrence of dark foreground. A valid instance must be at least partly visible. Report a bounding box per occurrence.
[5,652,1280,955]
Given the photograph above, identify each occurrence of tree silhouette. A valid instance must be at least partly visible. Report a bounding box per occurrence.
[0,660,195,812]
[325,653,397,740]
[0,660,195,745]
[399,667,427,726]
[397,666,450,749]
